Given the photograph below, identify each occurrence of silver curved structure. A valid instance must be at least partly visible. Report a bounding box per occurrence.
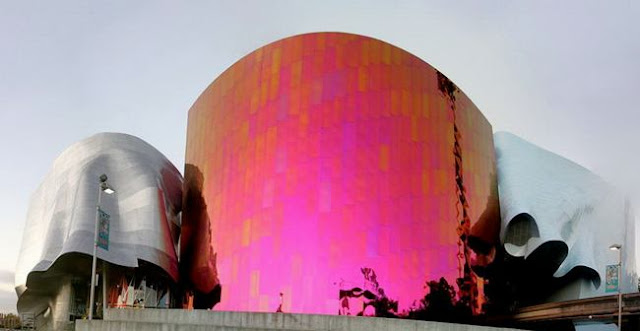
[15,133,182,329]
[495,132,636,300]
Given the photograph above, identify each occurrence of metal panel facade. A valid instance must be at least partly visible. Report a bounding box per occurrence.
[15,133,183,309]
[495,132,636,300]
[182,32,500,314]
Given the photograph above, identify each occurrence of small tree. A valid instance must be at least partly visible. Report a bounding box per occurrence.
[407,277,472,323]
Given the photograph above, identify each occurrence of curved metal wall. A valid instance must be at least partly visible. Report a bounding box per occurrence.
[15,133,183,304]
[183,32,499,315]
[495,132,637,300]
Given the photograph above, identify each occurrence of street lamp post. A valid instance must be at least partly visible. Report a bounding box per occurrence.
[610,244,622,329]
[89,174,114,320]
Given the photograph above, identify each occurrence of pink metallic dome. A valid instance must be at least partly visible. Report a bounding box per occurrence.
[181,32,499,315]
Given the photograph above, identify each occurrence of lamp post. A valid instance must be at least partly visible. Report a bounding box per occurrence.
[89,174,115,320]
[610,244,622,329]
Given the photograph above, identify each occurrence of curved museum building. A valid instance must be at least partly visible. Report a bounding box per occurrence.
[15,133,183,329]
[495,132,636,303]
[14,32,637,329]
[181,32,501,315]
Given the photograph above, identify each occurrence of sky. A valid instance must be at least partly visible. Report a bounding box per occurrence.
[0,0,638,313]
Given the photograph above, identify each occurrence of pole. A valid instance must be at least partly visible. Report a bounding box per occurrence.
[618,247,623,330]
[103,262,108,313]
[89,184,102,320]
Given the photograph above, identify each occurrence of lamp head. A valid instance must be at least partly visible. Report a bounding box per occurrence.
[99,174,115,194]
[609,244,622,251]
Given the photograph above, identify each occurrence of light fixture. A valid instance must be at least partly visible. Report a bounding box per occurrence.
[610,244,622,251]
[99,175,115,194]
[101,183,115,195]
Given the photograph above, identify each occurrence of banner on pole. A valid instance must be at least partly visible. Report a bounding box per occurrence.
[97,208,110,251]
[605,264,619,293]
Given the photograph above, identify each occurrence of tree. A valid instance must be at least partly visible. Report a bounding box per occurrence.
[407,277,472,323]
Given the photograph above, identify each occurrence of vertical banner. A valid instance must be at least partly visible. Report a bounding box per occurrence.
[97,208,110,250]
[605,264,619,293]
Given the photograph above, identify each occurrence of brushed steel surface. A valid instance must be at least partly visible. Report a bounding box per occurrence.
[15,133,183,318]
[494,132,636,300]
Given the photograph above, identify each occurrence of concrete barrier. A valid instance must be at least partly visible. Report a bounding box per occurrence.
[75,320,315,331]
[74,308,523,331]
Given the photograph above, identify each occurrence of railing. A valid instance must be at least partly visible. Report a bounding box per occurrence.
[512,293,640,322]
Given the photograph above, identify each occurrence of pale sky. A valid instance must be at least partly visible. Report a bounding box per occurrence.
[1,0,638,313]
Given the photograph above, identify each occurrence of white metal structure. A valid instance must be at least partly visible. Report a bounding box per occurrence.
[15,133,182,329]
[494,132,636,301]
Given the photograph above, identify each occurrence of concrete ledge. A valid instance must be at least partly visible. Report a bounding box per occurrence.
[89,308,522,331]
[75,320,315,331]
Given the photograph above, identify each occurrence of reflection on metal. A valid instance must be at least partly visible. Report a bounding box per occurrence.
[183,32,501,314]
[494,132,637,301]
[108,274,170,309]
[437,70,478,314]
[15,133,183,329]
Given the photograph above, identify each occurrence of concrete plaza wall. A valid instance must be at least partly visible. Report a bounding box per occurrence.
[75,308,523,331]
